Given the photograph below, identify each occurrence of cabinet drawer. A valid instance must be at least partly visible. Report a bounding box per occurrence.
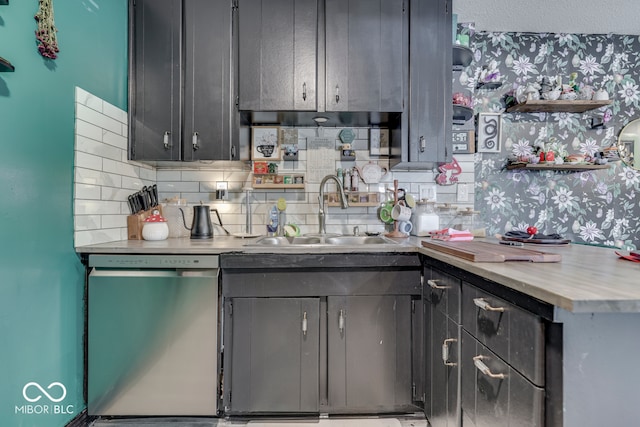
[424,267,461,323]
[462,282,545,386]
[461,330,544,427]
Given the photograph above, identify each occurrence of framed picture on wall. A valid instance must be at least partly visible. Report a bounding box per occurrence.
[251,126,281,160]
[477,113,502,153]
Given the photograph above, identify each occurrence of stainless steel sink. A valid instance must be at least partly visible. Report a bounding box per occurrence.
[324,236,395,245]
[245,234,398,247]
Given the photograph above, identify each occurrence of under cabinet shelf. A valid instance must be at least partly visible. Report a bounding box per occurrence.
[453,45,473,71]
[506,162,610,171]
[0,57,15,72]
[505,100,612,113]
[452,104,473,123]
[476,81,503,90]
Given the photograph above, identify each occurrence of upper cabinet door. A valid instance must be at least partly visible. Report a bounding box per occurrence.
[238,0,318,111]
[129,0,182,161]
[183,0,235,161]
[407,0,452,163]
[325,0,405,112]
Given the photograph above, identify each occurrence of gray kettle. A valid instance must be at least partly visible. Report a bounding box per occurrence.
[179,204,214,239]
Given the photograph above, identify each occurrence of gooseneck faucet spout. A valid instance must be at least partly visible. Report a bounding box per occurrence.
[318,174,349,235]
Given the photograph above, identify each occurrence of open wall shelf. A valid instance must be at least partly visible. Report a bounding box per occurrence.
[505,100,612,113]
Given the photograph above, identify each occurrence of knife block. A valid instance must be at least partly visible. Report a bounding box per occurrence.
[127,206,163,240]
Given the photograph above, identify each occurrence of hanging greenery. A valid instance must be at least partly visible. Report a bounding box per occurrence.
[34,0,59,59]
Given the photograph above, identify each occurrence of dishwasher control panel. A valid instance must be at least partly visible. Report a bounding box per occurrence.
[88,254,219,269]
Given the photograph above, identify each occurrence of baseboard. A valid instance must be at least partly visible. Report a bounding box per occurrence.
[66,409,96,427]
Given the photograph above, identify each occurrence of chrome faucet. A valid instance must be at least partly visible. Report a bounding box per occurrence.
[318,174,349,235]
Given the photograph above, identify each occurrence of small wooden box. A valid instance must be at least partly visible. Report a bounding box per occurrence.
[127,206,163,240]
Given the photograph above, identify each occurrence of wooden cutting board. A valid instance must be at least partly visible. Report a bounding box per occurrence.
[421,240,562,262]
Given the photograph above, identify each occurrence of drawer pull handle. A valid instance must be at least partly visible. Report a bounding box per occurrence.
[473,297,505,312]
[473,355,506,379]
[302,82,307,101]
[302,311,308,336]
[442,338,457,366]
[339,309,345,333]
[427,279,447,290]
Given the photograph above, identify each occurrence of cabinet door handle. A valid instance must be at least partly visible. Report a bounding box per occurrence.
[163,131,171,149]
[473,355,506,379]
[473,297,505,312]
[302,82,307,101]
[427,279,448,290]
[338,309,345,333]
[192,132,199,150]
[335,84,340,104]
[420,136,426,152]
[302,311,308,336]
[442,338,457,366]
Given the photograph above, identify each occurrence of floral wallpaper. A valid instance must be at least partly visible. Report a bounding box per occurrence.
[461,27,640,250]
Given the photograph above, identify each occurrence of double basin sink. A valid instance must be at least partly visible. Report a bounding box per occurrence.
[245,234,399,247]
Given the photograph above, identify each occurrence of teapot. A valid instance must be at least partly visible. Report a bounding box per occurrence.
[356,162,388,184]
[179,203,214,239]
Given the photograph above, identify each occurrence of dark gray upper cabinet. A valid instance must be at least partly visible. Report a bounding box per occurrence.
[391,0,452,168]
[325,0,405,112]
[237,0,318,111]
[129,0,237,161]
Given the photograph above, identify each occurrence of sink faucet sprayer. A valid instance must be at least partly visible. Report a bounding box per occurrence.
[318,174,349,234]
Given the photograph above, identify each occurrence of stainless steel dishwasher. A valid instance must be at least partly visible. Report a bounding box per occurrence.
[87,254,220,416]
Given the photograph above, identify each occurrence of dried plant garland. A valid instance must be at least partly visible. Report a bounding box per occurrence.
[34,0,59,59]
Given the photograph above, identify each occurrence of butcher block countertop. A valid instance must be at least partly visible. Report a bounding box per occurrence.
[77,237,640,314]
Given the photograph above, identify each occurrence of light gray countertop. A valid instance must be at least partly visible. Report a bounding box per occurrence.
[77,237,640,314]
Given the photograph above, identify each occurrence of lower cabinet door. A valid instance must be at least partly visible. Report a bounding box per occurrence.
[461,330,544,427]
[228,297,320,413]
[327,295,413,412]
[426,305,460,427]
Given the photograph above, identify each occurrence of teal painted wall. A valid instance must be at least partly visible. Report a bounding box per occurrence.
[0,1,127,425]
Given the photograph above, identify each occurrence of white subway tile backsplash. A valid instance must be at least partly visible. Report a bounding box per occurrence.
[103,158,138,177]
[75,87,103,112]
[74,183,101,200]
[102,129,128,150]
[73,88,478,245]
[76,134,122,161]
[75,151,103,171]
[103,101,128,124]
[76,119,104,142]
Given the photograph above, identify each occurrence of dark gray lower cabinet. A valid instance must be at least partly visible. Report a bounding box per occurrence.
[221,253,422,415]
[226,298,320,413]
[461,330,544,427]
[423,257,561,427]
[327,295,413,412]
[424,267,460,427]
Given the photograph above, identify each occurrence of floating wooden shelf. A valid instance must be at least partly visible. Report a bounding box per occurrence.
[0,57,15,72]
[453,45,473,71]
[252,174,305,189]
[326,192,380,207]
[506,162,610,171]
[505,100,612,113]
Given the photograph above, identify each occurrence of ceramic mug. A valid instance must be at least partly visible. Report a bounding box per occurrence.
[379,202,394,224]
[392,202,412,222]
[398,221,413,234]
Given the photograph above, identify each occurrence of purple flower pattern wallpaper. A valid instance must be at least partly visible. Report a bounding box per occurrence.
[462,27,640,250]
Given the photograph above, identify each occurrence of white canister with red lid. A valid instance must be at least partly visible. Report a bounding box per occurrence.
[142,210,169,240]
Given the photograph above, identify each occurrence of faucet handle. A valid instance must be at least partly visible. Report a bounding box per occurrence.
[353,226,360,236]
